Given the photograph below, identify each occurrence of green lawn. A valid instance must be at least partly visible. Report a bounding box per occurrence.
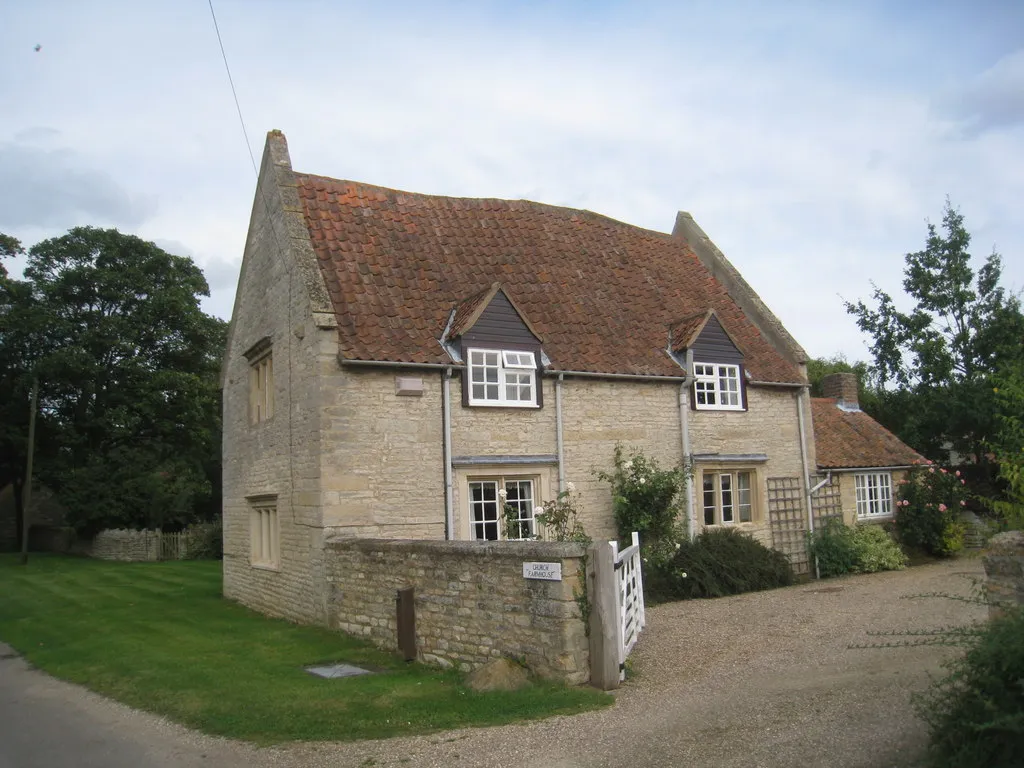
[0,555,610,743]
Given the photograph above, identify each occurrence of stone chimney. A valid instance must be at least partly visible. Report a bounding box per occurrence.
[822,372,859,411]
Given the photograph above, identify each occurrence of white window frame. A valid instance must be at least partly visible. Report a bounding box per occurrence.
[855,472,893,519]
[467,475,538,541]
[250,501,279,568]
[701,469,755,526]
[467,348,538,407]
[249,351,274,424]
[693,362,743,411]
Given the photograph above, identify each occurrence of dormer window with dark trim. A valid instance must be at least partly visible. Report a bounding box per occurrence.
[694,362,743,410]
[468,348,538,407]
[445,283,545,410]
[669,309,747,413]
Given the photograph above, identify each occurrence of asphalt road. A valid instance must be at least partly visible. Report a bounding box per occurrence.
[0,558,987,768]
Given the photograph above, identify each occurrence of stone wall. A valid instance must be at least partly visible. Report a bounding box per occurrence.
[983,530,1024,619]
[88,529,163,561]
[221,133,333,626]
[325,538,589,684]
[28,525,219,561]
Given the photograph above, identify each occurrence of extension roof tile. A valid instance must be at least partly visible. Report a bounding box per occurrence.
[296,173,802,382]
[811,398,925,469]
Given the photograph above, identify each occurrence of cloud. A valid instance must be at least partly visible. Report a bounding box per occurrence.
[935,49,1024,135]
[0,138,156,231]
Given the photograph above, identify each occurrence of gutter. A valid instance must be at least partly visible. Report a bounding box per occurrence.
[823,465,917,473]
[340,356,805,388]
[341,357,460,371]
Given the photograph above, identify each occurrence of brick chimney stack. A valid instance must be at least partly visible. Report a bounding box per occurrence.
[822,372,859,410]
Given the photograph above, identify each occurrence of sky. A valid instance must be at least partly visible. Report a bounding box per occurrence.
[2,0,1022,362]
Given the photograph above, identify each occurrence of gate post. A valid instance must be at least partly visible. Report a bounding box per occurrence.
[588,542,620,691]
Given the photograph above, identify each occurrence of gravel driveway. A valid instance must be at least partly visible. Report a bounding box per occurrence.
[1,558,987,768]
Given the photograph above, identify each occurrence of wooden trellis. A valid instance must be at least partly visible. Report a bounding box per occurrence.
[811,473,843,528]
[767,477,810,575]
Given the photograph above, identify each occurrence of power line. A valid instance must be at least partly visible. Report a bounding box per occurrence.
[207,0,259,177]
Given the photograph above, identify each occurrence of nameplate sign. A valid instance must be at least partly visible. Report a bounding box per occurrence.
[523,562,562,581]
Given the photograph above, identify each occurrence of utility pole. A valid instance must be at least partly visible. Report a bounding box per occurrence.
[20,377,38,566]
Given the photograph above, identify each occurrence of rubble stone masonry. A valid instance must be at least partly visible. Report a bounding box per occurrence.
[325,537,589,684]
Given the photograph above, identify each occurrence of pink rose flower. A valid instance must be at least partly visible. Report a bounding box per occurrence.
[960,500,966,507]
[938,504,947,512]
[955,470,961,477]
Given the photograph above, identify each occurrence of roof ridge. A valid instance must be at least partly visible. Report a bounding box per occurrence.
[294,172,679,242]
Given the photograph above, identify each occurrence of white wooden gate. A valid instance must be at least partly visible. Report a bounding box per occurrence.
[610,531,646,681]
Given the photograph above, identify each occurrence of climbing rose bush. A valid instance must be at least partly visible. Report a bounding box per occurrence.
[597,445,688,562]
[895,461,969,557]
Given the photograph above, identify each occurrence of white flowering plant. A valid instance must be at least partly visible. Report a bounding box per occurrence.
[597,445,689,562]
[534,486,590,544]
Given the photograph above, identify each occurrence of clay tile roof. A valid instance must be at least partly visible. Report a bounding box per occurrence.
[449,283,498,339]
[295,172,802,382]
[668,311,711,352]
[811,398,925,469]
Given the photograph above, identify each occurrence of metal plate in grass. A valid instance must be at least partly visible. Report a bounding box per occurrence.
[305,663,375,679]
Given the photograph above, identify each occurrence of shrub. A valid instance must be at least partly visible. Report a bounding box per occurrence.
[597,446,688,559]
[185,519,223,560]
[895,464,969,557]
[646,528,794,601]
[915,607,1024,767]
[808,519,907,577]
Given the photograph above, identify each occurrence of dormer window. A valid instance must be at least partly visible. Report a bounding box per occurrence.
[694,363,743,410]
[468,348,538,407]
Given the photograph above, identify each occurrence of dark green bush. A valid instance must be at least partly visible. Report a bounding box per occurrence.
[808,519,907,577]
[185,519,223,560]
[916,607,1024,767]
[646,528,794,601]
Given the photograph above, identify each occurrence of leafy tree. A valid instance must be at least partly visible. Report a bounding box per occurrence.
[845,201,1024,462]
[987,361,1024,528]
[0,227,226,538]
[0,234,39,546]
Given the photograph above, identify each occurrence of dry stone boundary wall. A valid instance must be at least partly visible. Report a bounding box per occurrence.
[325,537,590,684]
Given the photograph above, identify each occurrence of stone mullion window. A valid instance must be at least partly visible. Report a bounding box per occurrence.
[468,477,537,541]
[249,499,279,568]
[702,470,754,525]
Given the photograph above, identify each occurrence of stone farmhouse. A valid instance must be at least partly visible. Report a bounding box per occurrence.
[222,131,920,625]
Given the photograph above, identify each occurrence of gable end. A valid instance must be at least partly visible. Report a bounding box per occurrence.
[460,291,541,348]
[691,314,743,365]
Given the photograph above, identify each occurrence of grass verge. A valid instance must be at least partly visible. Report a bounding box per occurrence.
[0,554,610,744]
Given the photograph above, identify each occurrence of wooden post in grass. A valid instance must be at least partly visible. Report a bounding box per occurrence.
[20,377,38,566]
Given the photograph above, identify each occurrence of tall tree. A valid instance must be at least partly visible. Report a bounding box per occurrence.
[0,227,226,537]
[845,201,1024,461]
[0,234,39,546]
